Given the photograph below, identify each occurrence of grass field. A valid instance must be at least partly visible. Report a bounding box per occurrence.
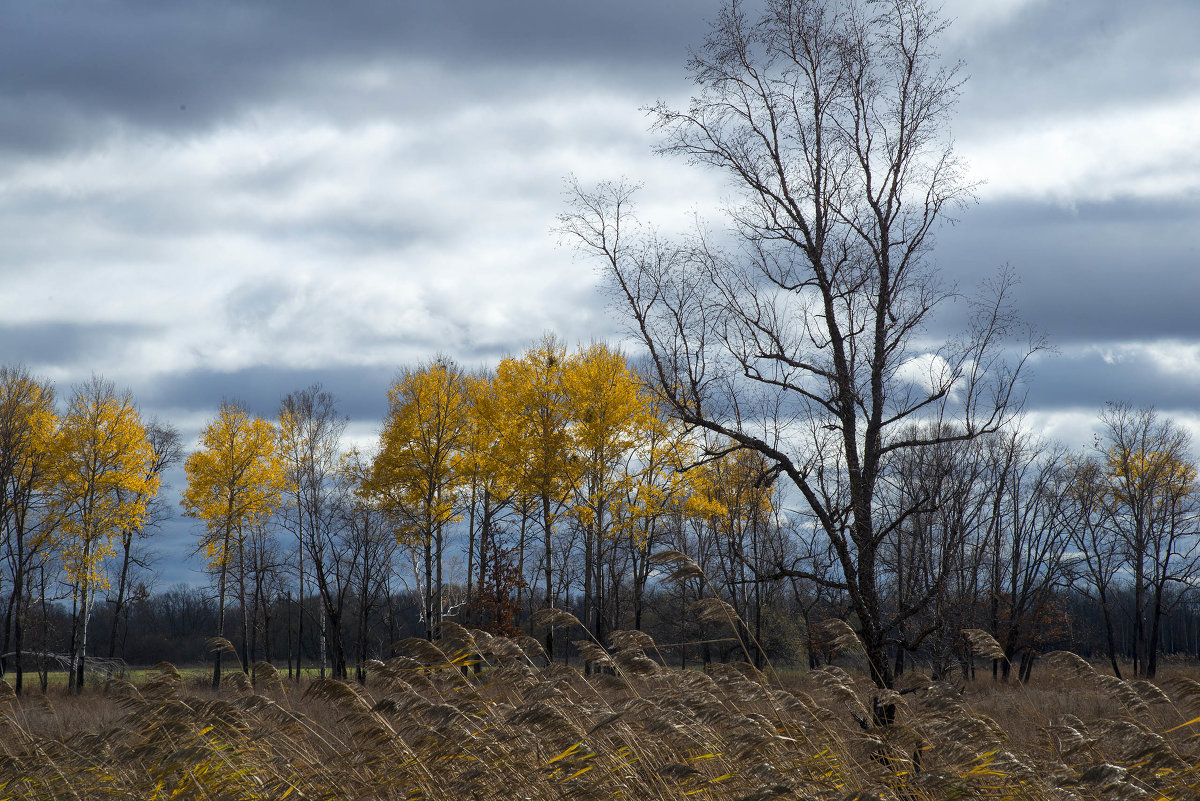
[16,663,340,693]
[3,629,1199,800]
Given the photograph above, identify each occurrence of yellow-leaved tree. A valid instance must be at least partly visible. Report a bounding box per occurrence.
[456,371,518,633]
[491,335,578,658]
[369,358,470,640]
[0,365,57,695]
[616,387,697,633]
[50,376,158,693]
[182,400,283,691]
[563,343,648,647]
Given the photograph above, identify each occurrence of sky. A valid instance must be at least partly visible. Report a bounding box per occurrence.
[2,0,1198,585]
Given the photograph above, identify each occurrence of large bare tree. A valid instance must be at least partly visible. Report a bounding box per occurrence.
[561,0,1037,688]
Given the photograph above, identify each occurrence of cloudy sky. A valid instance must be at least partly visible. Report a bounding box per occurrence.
[2,0,1198,584]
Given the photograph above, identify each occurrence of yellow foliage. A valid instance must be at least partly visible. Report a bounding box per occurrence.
[370,358,470,545]
[613,391,698,544]
[458,371,506,495]
[1106,444,1196,509]
[567,343,645,464]
[182,402,283,570]
[51,379,159,594]
[0,368,58,547]
[489,335,577,509]
[473,338,700,550]
[564,343,647,534]
[688,448,775,532]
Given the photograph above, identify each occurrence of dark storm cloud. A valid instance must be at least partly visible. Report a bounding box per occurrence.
[7,0,1196,166]
[1025,347,1200,412]
[932,197,1200,345]
[0,1,722,155]
[0,321,159,365]
[952,0,1200,128]
[142,458,206,586]
[142,364,396,422]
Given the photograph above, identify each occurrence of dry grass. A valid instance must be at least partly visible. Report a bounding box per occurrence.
[3,634,1200,800]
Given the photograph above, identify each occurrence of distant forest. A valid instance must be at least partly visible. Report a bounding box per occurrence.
[3,342,1200,694]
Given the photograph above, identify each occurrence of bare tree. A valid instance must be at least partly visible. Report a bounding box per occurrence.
[879,426,988,680]
[246,523,285,665]
[1099,404,1200,678]
[1065,455,1125,678]
[981,430,1073,681]
[278,385,349,679]
[106,419,182,664]
[340,452,396,684]
[561,0,1036,689]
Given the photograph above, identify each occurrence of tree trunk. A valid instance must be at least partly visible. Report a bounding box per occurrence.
[424,528,434,641]
[1099,584,1122,679]
[356,591,370,684]
[435,518,444,638]
[239,536,250,675]
[2,575,17,693]
[68,589,79,694]
[583,514,594,673]
[12,587,24,695]
[319,603,327,679]
[213,564,227,692]
[1147,583,1166,678]
[542,491,554,661]
[466,481,476,625]
[286,591,294,680]
[1132,540,1145,675]
[296,523,305,682]
[477,494,492,629]
[328,607,347,679]
[75,589,92,694]
[107,530,133,663]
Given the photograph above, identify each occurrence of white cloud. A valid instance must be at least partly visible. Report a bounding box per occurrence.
[961,93,1200,203]
[895,351,957,397]
[1026,404,1200,463]
[1084,340,1200,378]
[1018,407,1100,452]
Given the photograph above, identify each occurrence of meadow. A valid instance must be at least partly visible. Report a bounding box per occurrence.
[2,625,1198,800]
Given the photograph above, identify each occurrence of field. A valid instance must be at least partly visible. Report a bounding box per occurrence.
[2,627,1199,800]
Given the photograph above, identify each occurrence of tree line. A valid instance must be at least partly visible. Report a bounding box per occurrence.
[2,348,1200,693]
